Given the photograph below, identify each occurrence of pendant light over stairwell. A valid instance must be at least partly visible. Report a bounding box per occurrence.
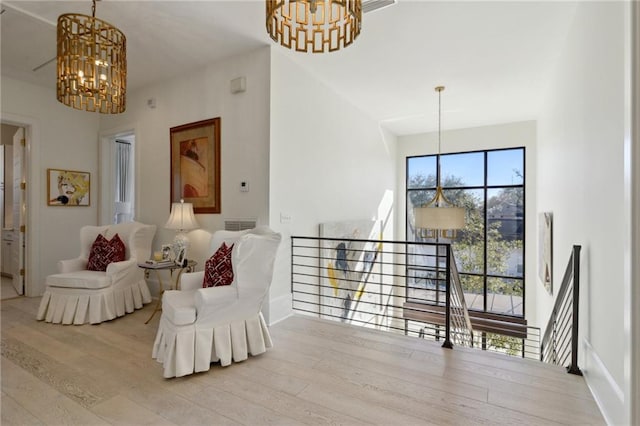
[414,86,466,239]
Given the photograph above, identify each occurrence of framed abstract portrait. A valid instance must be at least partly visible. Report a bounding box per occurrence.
[170,117,221,214]
[47,168,90,206]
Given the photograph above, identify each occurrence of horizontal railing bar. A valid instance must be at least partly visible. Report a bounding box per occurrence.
[542,246,580,347]
[293,255,445,269]
[292,235,451,246]
[292,296,403,310]
[293,268,446,280]
[292,271,439,284]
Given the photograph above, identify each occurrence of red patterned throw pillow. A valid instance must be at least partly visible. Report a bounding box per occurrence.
[203,242,234,288]
[87,233,126,271]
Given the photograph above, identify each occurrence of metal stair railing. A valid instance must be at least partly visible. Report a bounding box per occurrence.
[540,245,582,375]
[290,236,477,351]
[292,235,541,361]
[448,250,474,348]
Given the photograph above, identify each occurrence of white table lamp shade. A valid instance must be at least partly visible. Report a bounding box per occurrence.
[165,201,198,232]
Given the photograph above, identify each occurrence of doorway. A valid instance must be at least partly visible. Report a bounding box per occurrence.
[99,130,136,225]
[0,123,27,298]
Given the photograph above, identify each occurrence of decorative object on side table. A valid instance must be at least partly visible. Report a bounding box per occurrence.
[161,244,173,261]
[165,199,199,264]
[174,246,187,268]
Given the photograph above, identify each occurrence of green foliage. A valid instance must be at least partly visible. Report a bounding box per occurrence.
[409,173,524,298]
[485,333,523,356]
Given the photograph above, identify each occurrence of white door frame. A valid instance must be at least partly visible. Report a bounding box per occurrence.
[11,126,25,295]
[99,124,138,226]
[624,2,639,424]
[1,113,40,297]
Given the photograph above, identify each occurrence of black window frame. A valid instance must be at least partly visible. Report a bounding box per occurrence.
[406,147,526,318]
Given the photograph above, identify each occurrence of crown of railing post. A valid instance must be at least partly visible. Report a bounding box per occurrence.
[442,244,453,349]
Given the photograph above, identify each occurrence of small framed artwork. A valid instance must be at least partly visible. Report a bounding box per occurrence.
[538,212,553,295]
[161,244,173,261]
[47,168,90,206]
[170,117,221,214]
[175,246,187,267]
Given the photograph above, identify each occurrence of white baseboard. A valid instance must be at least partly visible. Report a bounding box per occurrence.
[583,339,625,425]
[268,292,293,326]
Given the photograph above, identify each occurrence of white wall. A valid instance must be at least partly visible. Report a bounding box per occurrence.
[536,2,627,424]
[269,50,397,324]
[396,121,538,324]
[1,77,100,296]
[99,47,272,276]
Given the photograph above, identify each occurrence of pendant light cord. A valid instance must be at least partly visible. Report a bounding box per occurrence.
[435,86,445,198]
[437,86,442,156]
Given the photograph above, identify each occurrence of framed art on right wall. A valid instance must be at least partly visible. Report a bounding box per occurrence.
[538,212,553,295]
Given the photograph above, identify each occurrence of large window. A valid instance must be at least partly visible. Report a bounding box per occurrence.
[406,147,525,317]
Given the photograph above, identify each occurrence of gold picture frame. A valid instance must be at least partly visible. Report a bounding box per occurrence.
[170,117,221,214]
[47,168,90,206]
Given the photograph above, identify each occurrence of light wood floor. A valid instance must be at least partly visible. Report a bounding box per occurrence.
[0,276,19,300]
[1,296,604,425]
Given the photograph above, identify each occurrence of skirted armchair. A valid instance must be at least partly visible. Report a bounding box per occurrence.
[37,221,156,325]
[152,227,281,378]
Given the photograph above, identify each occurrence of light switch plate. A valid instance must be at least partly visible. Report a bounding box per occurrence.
[280,212,292,224]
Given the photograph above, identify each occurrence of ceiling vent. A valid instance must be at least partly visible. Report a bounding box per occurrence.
[362,0,397,14]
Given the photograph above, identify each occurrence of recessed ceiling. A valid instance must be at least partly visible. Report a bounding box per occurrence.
[1,1,577,136]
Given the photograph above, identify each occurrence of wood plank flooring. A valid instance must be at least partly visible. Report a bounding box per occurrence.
[1,277,19,300]
[1,296,604,425]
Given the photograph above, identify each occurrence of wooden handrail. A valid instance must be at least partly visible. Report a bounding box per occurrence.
[403,302,527,338]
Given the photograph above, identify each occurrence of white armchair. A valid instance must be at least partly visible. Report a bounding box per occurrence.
[152,227,281,378]
[37,221,157,325]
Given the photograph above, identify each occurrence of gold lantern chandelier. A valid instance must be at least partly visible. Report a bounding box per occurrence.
[57,0,126,113]
[266,0,362,53]
[414,86,466,239]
